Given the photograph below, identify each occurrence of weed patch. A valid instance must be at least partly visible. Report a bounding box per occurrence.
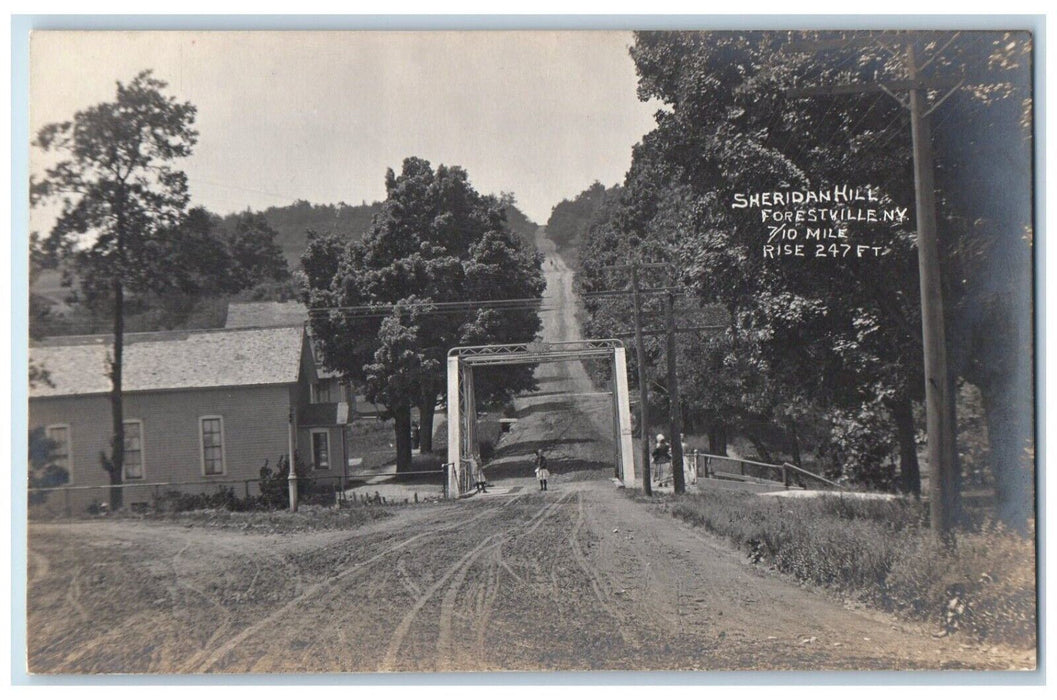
[657,490,1035,646]
[144,503,395,533]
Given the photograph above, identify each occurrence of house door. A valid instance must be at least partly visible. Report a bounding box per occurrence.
[311,430,330,470]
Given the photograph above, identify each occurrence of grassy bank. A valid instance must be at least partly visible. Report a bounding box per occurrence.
[652,489,1035,647]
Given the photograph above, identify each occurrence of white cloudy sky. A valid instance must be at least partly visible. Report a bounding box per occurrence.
[30,31,661,225]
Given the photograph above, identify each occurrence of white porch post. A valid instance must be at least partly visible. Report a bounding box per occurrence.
[612,347,636,487]
[287,406,299,512]
[446,354,461,498]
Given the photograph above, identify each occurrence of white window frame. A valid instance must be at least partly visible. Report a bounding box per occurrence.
[310,428,331,471]
[198,415,227,476]
[311,380,334,404]
[45,423,74,485]
[122,419,146,481]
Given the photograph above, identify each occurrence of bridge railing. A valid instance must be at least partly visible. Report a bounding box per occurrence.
[687,452,843,491]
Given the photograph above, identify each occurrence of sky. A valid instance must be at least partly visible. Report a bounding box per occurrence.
[29,31,662,225]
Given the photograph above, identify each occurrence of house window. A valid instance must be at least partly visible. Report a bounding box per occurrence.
[45,424,72,481]
[200,416,225,475]
[311,429,330,470]
[123,420,145,480]
[312,381,333,404]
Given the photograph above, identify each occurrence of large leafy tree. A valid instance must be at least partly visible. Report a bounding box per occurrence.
[31,70,198,508]
[303,158,544,470]
[585,31,1031,522]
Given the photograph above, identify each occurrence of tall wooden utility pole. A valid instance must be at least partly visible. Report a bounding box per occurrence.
[906,42,958,535]
[631,264,652,495]
[785,32,964,536]
[594,263,722,495]
[664,286,686,495]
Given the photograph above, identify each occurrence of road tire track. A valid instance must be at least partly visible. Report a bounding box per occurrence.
[64,566,89,624]
[471,546,504,668]
[28,549,50,585]
[191,497,521,673]
[386,493,571,671]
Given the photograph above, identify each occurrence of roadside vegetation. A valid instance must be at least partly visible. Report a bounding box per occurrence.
[143,503,395,533]
[650,489,1035,646]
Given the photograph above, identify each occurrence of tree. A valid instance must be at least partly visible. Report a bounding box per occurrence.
[31,70,198,508]
[28,427,68,505]
[630,30,927,491]
[499,192,540,246]
[303,158,544,469]
[154,207,239,296]
[601,31,1032,517]
[221,211,291,290]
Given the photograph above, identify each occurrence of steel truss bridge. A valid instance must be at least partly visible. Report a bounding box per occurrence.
[446,339,636,497]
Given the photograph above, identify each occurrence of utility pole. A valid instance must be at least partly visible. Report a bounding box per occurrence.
[597,262,720,495]
[785,32,964,537]
[631,264,652,495]
[906,42,958,536]
[664,284,686,495]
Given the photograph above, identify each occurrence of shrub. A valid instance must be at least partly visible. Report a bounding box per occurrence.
[258,453,313,509]
[155,485,254,513]
[28,427,69,505]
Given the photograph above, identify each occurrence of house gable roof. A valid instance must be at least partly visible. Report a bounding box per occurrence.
[226,301,343,380]
[30,326,305,398]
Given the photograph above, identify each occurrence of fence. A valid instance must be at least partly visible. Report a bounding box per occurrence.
[687,452,843,491]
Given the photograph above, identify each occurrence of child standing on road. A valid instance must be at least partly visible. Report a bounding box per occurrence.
[467,456,487,494]
[534,449,550,491]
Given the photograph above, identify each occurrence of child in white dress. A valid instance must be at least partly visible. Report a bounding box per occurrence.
[534,449,550,491]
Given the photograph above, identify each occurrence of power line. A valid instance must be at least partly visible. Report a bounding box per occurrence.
[305,296,552,319]
[581,286,690,299]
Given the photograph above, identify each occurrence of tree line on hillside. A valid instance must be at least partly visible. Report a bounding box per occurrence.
[545,181,622,254]
[573,31,1033,531]
[221,195,536,270]
[225,199,383,267]
[33,183,538,340]
[31,205,295,338]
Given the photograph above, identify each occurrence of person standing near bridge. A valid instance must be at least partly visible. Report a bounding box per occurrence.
[534,449,550,491]
[652,434,671,486]
[472,457,488,494]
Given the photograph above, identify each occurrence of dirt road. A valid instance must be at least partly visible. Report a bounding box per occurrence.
[26,234,1034,673]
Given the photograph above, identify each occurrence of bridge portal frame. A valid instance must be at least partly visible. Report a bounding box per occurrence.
[446,339,636,497]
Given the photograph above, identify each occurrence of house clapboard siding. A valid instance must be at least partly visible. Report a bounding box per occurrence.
[28,324,350,515]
